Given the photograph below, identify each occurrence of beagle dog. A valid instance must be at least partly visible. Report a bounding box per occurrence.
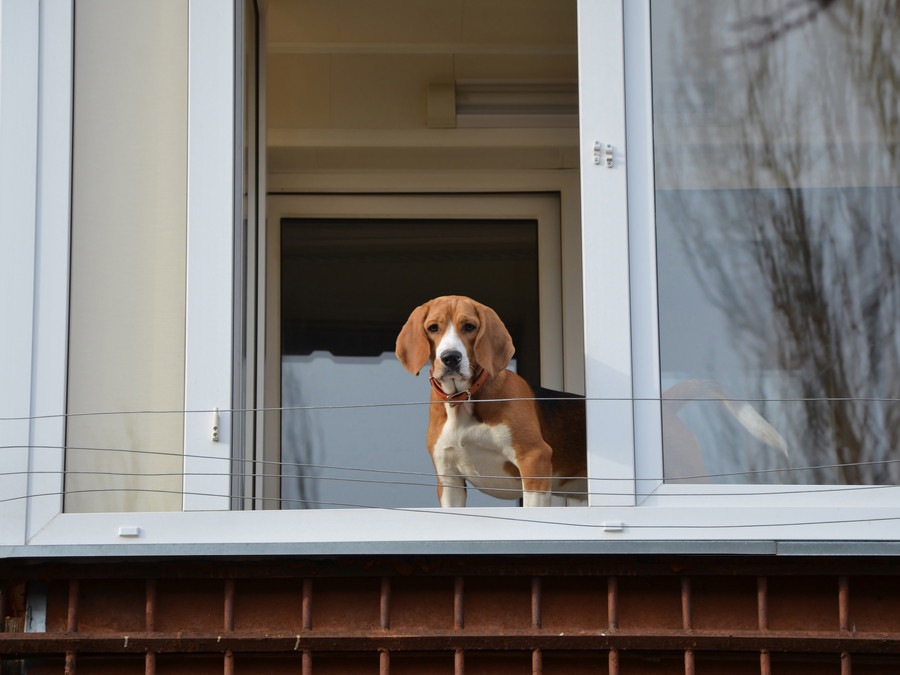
[396,295,587,507]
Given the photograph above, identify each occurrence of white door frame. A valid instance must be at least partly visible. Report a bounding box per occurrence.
[261,191,572,507]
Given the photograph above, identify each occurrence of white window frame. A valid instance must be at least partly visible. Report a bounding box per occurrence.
[260,192,574,509]
[182,0,237,511]
[3,0,900,557]
[1,0,43,547]
[0,0,236,545]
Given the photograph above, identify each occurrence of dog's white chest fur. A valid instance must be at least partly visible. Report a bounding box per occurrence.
[432,405,521,502]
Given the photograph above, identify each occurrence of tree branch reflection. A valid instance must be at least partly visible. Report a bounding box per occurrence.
[654,0,899,485]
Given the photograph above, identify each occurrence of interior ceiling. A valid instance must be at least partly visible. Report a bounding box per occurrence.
[265,0,579,174]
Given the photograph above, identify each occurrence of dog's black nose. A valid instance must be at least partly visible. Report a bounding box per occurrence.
[441,351,462,369]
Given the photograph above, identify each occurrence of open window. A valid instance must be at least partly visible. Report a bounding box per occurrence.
[238,0,586,511]
[35,0,587,520]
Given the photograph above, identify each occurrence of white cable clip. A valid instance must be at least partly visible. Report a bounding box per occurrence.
[212,407,220,442]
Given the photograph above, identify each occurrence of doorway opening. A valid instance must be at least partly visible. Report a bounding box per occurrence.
[265,193,567,508]
[281,215,539,508]
[241,0,584,509]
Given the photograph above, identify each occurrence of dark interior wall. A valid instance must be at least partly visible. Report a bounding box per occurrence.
[281,217,541,382]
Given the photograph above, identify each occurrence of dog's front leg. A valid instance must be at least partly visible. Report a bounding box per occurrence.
[522,486,551,507]
[433,445,468,507]
[518,444,553,507]
[437,474,467,507]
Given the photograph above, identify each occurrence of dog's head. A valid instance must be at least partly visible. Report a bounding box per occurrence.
[395,296,515,389]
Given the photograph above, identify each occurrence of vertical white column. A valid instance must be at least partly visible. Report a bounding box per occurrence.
[183,0,236,510]
[28,0,75,537]
[0,0,39,544]
[577,0,635,506]
[623,1,663,503]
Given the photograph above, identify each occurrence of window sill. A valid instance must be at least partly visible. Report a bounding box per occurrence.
[5,506,900,558]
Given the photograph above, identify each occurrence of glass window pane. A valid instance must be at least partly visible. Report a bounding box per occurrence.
[651,1,899,485]
[66,0,188,512]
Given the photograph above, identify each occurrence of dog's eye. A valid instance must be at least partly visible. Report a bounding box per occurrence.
[462,322,477,333]
[427,323,440,333]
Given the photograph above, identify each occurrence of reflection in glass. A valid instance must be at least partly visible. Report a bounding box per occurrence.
[652,1,899,484]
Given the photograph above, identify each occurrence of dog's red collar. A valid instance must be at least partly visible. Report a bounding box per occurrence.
[429,368,489,407]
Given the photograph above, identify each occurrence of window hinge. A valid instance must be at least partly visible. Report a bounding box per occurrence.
[593,141,614,168]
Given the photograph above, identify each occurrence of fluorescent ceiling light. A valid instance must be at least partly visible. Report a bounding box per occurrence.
[427,80,579,128]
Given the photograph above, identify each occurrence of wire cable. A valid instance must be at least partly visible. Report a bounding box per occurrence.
[2,394,899,422]
[5,443,900,484]
[3,466,900,501]
[4,395,900,530]
[7,486,900,531]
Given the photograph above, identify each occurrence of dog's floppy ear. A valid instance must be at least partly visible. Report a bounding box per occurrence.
[395,302,431,375]
[473,301,515,376]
